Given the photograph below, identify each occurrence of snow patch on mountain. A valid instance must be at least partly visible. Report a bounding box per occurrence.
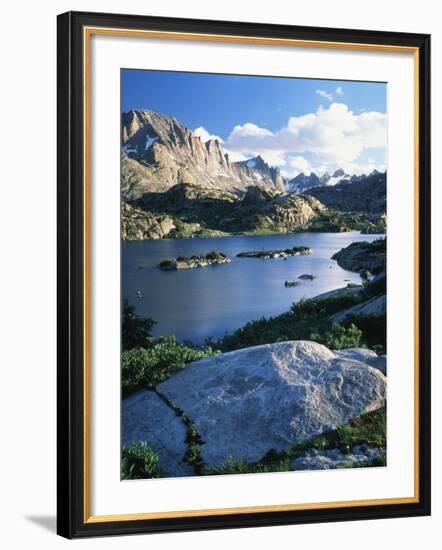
[145,136,158,150]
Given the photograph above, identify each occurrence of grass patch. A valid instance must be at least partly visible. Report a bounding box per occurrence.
[122,442,162,479]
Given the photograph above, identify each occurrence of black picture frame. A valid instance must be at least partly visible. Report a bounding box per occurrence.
[57,10,431,539]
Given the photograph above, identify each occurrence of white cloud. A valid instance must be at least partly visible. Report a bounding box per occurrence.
[340,160,386,176]
[335,86,344,96]
[224,150,249,162]
[286,156,312,176]
[316,89,334,101]
[194,126,224,143]
[228,123,273,140]
[222,103,386,168]
[193,103,386,177]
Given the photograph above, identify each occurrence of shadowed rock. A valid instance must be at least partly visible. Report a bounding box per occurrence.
[329,294,386,323]
[122,390,194,477]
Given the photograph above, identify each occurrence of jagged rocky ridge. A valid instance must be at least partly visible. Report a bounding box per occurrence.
[305,171,386,214]
[122,109,285,198]
[121,109,387,239]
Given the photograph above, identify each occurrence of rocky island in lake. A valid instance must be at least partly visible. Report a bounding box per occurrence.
[158,250,231,270]
[236,245,311,259]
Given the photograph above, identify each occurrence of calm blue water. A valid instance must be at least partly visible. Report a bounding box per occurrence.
[122,232,382,343]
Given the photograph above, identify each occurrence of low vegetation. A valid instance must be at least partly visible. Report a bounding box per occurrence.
[122,337,217,396]
[122,300,156,351]
[213,278,386,353]
[122,300,218,396]
[121,442,162,479]
[305,210,369,233]
[215,294,363,352]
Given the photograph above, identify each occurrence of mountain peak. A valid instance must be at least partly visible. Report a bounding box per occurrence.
[121,109,285,197]
[235,156,284,190]
[285,172,321,194]
[332,168,345,178]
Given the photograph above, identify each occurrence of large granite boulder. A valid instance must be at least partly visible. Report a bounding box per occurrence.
[335,348,386,375]
[158,340,386,469]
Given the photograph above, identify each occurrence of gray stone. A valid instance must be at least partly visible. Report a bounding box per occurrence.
[291,445,384,471]
[330,294,386,323]
[335,348,386,375]
[158,341,386,469]
[122,390,194,477]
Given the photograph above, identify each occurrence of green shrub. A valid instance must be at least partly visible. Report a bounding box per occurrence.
[122,300,155,351]
[217,295,366,353]
[122,336,217,395]
[158,259,176,268]
[122,442,161,479]
[333,407,386,449]
[344,314,386,354]
[206,250,225,261]
[309,323,363,349]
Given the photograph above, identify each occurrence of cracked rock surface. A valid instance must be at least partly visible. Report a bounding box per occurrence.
[122,390,194,477]
[157,340,386,470]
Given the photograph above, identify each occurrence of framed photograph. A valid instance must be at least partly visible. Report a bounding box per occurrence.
[57,11,431,538]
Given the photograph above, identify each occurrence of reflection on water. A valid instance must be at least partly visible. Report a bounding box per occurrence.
[122,232,382,343]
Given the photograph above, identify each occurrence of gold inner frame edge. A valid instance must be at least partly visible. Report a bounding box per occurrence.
[82,26,420,524]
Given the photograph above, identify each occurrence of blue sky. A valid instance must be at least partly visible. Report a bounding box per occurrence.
[122,69,387,178]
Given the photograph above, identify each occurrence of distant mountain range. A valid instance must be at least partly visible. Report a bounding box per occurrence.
[121,109,387,240]
[285,168,383,195]
[305,171,386,214]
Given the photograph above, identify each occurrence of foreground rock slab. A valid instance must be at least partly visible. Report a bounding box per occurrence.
[158,341,386,469]
[292,445,384,471]
[122,390,194,477]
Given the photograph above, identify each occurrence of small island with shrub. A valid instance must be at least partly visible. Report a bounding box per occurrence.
[236,245,312,260]
[158,250,231,270]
